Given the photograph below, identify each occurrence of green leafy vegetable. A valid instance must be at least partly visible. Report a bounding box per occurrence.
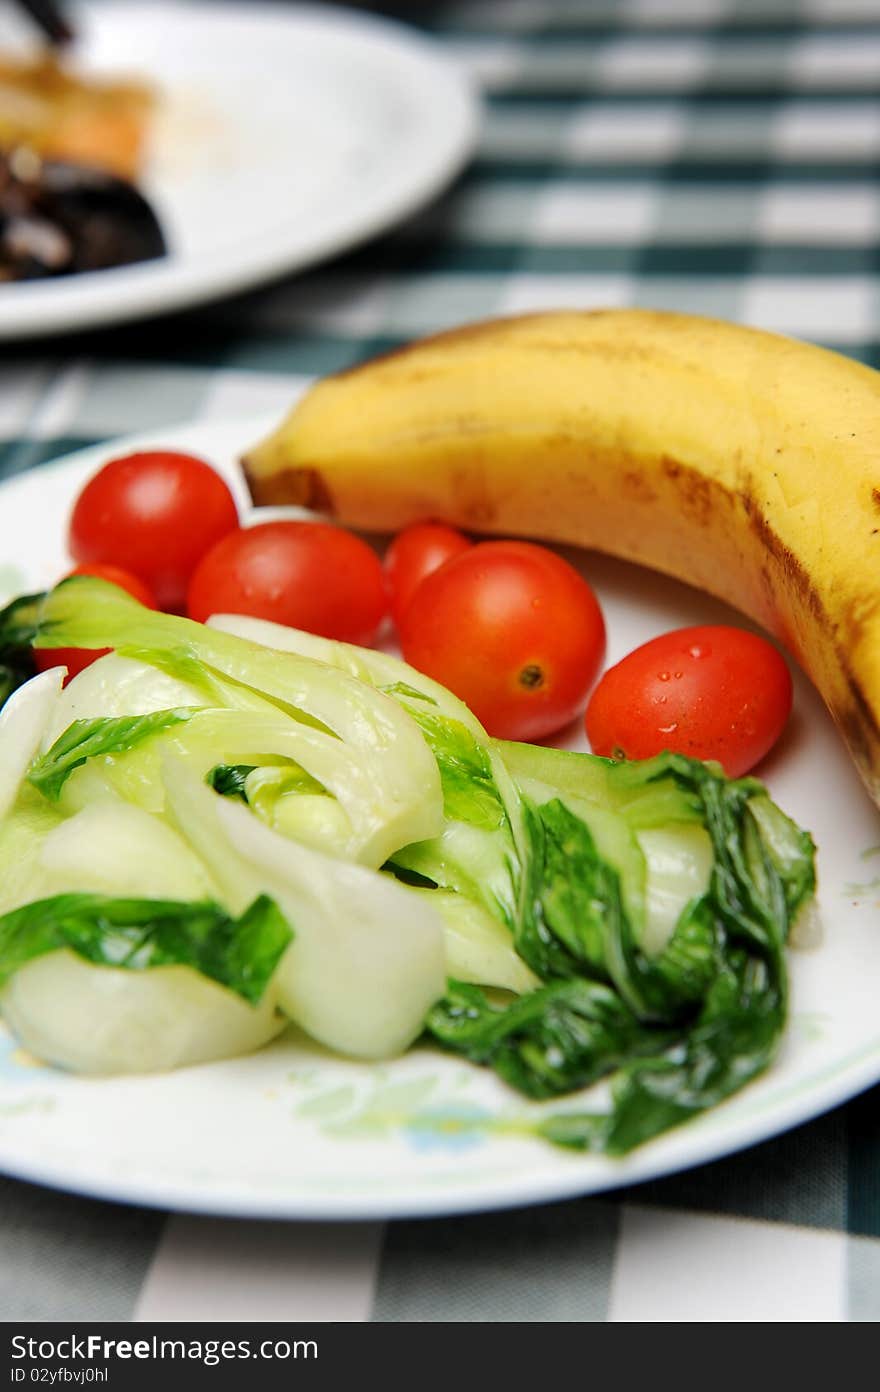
[0,783,65,918]
[500,740,705,829]
[518,796,720,1020]
[536,946,786,1156]
[404,709,507,832]
[413,888,539,996]
[163,758,446,1059]
[0,591,43,709]
[36,577,444,866]
[207,764,257,800]
[378,681,438,706]
[382,700,523,942]
[290,624,816,1152]
[0,589,815,1154]
[517,796,623,985]
[0,891,292,1003]
[428,978,669,1099]
[29,709,196,801]
[426,750,814,1154]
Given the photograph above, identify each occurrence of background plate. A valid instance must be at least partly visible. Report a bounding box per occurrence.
[0,1,477,340]
[0,414,878,1219]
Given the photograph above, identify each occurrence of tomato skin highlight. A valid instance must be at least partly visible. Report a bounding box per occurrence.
[186,520,388,646]
[384,522,471,627]
[585,624,793,777]
[33,563,158,683]
[68,450,240,611]
[399,540,606,741]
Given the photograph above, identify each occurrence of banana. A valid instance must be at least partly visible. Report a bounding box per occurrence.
[242,308,880,806]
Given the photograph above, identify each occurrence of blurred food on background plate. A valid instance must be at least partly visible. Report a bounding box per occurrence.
[0,50,153,177]
[0,49,166,280]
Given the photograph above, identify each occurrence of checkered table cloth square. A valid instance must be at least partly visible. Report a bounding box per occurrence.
[1,0,878,1322]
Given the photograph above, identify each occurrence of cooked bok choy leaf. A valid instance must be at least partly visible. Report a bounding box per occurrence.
[36,578,443,866]
[0,668,64,820]
[0,891,291,1001]
[162,757,447,1060]
[30,709,197,801]
[0,784,64,918]
[427,753,813,1152]
[0,587,816,1154]
[206,615,529,958]
[1,951,286,1076]
[38,802,217,903]
[428,977,671,1100]
[206,611,817,1154]
[425,890,539,996]
[0,591,43,709]
[207,763,256,800]
[0,892,292,1075]
[42,653,210,748]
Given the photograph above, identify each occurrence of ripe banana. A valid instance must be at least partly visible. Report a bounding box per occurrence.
[242,308,880,806]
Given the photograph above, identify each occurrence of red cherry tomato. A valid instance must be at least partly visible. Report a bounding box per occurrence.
[68,450,239,611]
[384,522,472,627]
[186,520,388,645]
[33,563,158,683]
[585,624,793,777]
[399,540,606,741]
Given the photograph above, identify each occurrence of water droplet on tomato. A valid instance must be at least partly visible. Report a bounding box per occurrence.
[658,671,670,682]
[689,644,708,659]
[658,722,679,735]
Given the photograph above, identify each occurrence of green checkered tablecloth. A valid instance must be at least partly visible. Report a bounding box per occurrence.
[2,0,880,1323]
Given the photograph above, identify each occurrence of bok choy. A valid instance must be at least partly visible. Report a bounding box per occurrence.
[0,578,817,1155]
[208,611,816,1153]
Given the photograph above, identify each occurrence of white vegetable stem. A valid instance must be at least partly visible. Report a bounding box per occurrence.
[39,803,217,902]
[41,654,207,749]
[38,580,447,866]
[163,758,447,1060]
[1,951,284,1075]
[0,668,64,822]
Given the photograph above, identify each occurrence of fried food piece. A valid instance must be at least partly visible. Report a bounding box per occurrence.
[0,53,155,181]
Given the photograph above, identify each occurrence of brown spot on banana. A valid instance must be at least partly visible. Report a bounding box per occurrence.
[621,472,658,504]
[661,456,717,526]
[244,463,337,514]
[741,496,880,792]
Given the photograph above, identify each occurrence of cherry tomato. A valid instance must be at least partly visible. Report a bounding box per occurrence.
[585,624,793,777]
[384,522,472,627]
[186,520,388,645]
[399,540,606,741]
[33,563,158,683]
[68,450,240,611]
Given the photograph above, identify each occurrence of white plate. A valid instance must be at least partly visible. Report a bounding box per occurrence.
[0,414,879,1220]
[0,1,477,340]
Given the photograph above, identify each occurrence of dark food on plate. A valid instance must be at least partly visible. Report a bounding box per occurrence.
[0,148,165,280]
[0,53,165,280]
